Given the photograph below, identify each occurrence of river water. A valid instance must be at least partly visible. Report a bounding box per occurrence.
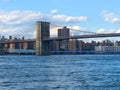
[0,55,120,90]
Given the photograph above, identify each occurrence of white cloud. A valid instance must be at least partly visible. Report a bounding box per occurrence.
[0,10,44,25]
[52,15,87,23]
[101,10,120,24]
[116,29,120,33]
[0,10,88,38]
[0,10,87,25]
[96,28,120,34]
[50,27,59,37]
[71,26,82,30]
[51,9,57,14]
[97,28,106,33]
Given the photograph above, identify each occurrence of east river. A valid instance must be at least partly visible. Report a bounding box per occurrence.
[0,55,120,90]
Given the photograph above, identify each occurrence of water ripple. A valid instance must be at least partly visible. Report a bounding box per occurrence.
[0,55,120,90]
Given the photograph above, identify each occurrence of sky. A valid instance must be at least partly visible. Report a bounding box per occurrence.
[0,0,120,40]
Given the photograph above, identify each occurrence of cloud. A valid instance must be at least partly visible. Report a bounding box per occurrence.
[0,10,44,25]
[50,27,60,37]
[115,29,120,33]
[101,10,120,24]
[0,10,88,38]
[0,10,87,25]
[97,28,106,33]
[71,26,82,30]
[52,15,87,23]
[51,9,57,14]
[96,28,120,34]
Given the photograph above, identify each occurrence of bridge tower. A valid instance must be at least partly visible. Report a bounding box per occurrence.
[36,21,50,55]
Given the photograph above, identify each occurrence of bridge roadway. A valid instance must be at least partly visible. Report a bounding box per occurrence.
[43,33,120,41]
[0,33,120,44]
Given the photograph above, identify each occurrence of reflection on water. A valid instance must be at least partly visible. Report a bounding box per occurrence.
[0,55,120,90]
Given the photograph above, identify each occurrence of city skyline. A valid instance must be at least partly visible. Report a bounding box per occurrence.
[0,21,120,55]
[0,0,120,41]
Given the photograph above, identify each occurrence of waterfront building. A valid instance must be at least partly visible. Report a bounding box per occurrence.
[58,26,70,50]
[95,42,120,53]
[69,40,76,51]
[50,41,59,51]
[69,40,82,51]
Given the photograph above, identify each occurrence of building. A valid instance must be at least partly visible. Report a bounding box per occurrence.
[58,26,70,37]
[50,41,59,51]
[58,26,70,51]
[69,40,76,51]
[95,42,120,53]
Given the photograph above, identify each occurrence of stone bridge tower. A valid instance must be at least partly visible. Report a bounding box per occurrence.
[36,21,50,55]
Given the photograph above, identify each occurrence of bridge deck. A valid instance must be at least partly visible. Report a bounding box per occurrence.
[0,33,120,44]
[43,33,120,41]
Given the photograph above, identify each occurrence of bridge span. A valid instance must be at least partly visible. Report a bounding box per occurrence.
[1,33,120,44]
[1,32,120,55]
[1,21,120,55]
[43,33,120,41]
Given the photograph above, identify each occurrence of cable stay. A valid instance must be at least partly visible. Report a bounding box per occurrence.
[69,28,96,34]
[1,23,36,39]
[50,23,96,34]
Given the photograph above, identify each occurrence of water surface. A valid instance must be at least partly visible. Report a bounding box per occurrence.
[0,55,120,90]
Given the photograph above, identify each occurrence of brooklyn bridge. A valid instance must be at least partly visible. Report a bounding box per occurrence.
[0,21,120,55]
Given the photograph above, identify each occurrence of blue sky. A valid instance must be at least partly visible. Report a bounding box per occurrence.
[0,0,120,40]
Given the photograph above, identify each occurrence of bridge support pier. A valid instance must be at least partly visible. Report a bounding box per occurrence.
[36,21,50,55]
